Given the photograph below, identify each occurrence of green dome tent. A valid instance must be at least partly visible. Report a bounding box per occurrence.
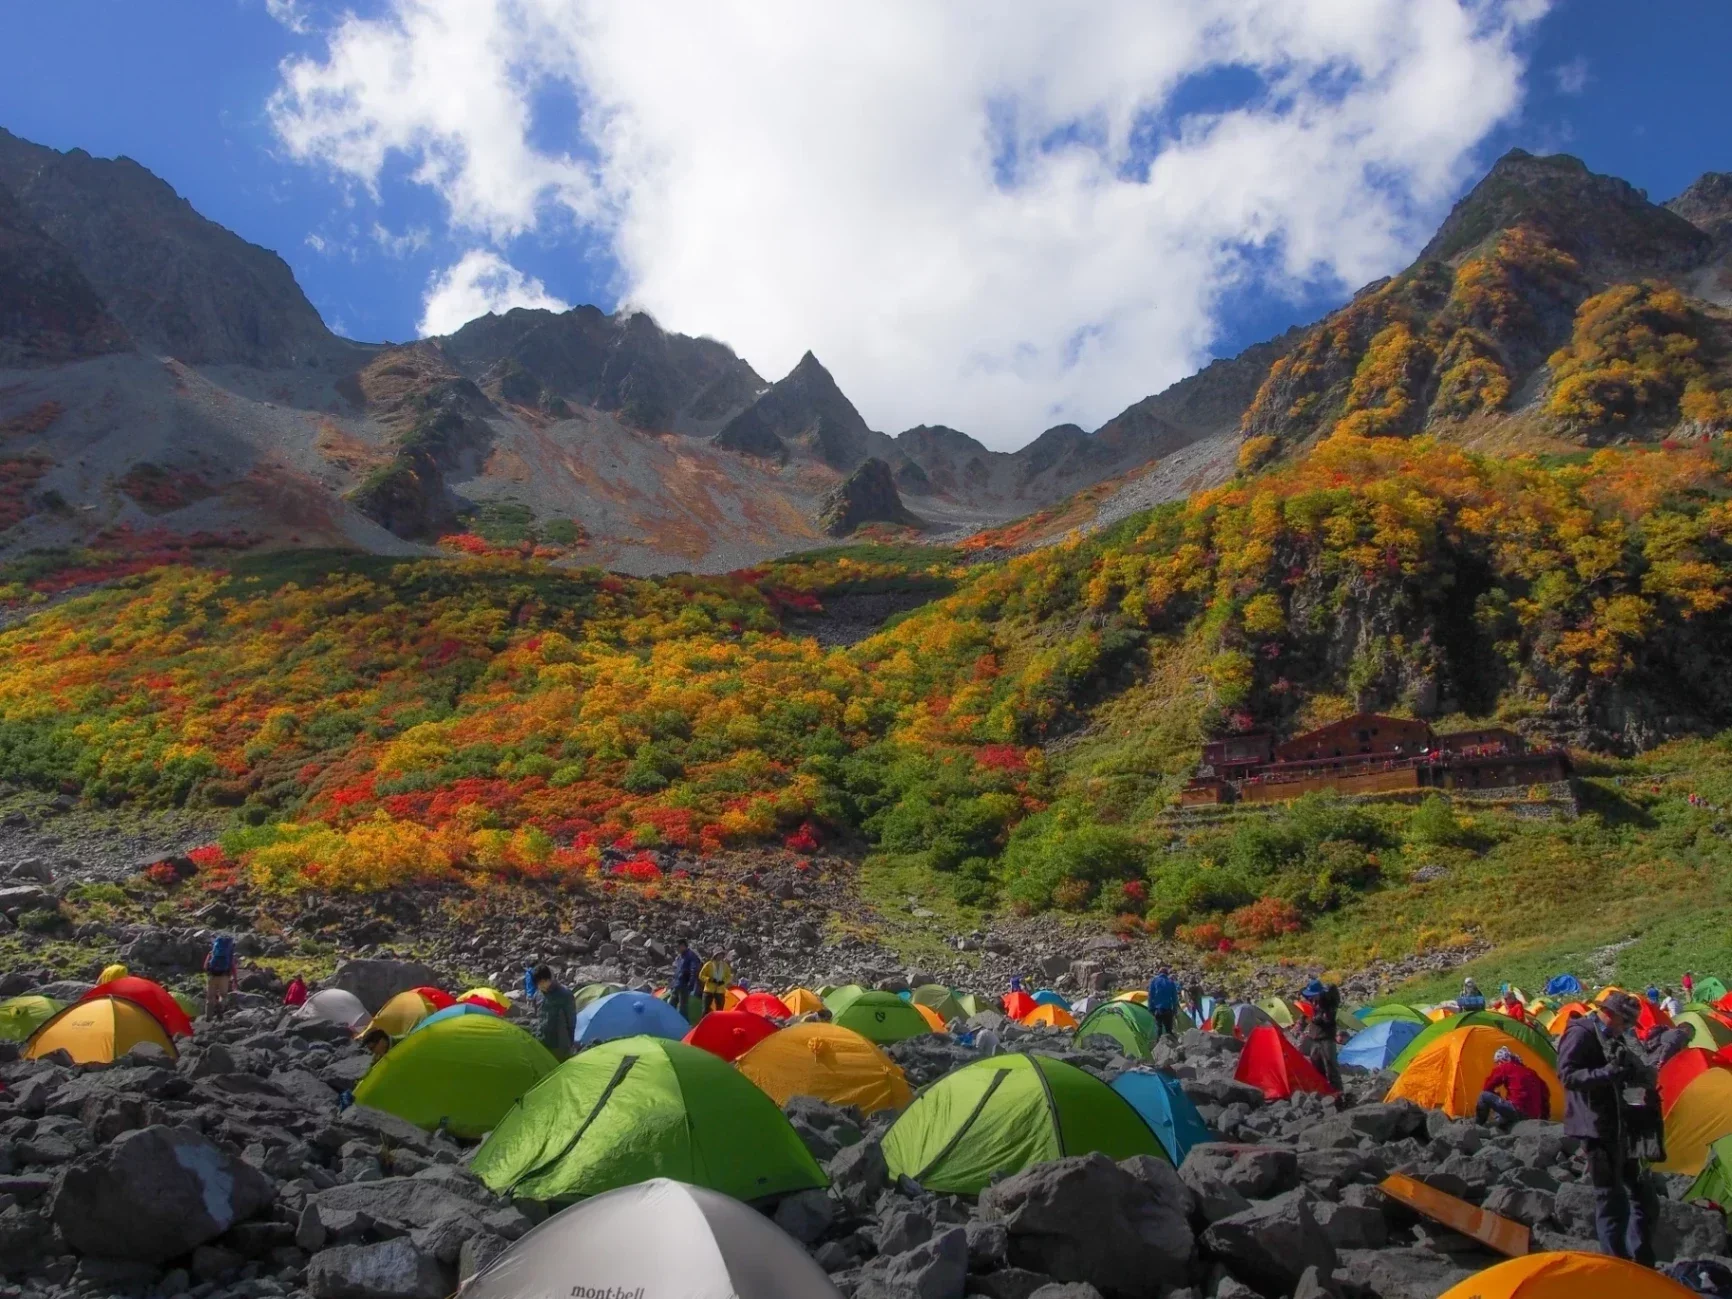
[911,985,966,1024]
[821,984,868,1013]
[1698,978,1729,1006]
[1391,1011,1556,1074]
[574,982,624,1010]
[1075,1001,1159,1060]
[1360,1003,1431,1027]
[352,1012,557,1139]
[882,1053,1165,1194]
[832,991,932,1044]
[472,1036,826,1203]
[0,995,63,1043]
[954,992,985,1017]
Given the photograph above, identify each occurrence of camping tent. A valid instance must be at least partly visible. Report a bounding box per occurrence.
[1339,1019,1424,1072]
[1258,996,1299,1028]
[1676,1011,1732,1052]
[782,988,826,1017]
[1020,1003,1078,1030]
[1686,1133,1732,1215]
[910,985,966,1023]
[1031,989,1071,1010]
[1113,990,1149,1005]
[408,985,455,1010]
[822,985,869,1014]
[1659,1048,1732,1116]
[736,992,792,1020]
[353,1013,557,1139]
[1385,1025,1563,1120]
[410,1003,499,1034]
[910,1003,947,1032]
[294,987,369,1031]
[683,1011,779,1063]
[1002,990,1036,1021]
[1223,1003,1277,1040]
[471,1036,826,1203]
[25,996,177,1064]
[458,987,509,1014]
[80,976,194,1039]
[831,991,931,1044]
[1392,1012,1556,1073]
[1075,1001,1160,1060]
[368,989,440,1039]
[1546,1002,1594,1035]
[575,992,691,1047]
[1437,1251,1696,1299]
[1656,1063,1732,1175]
[0,995,63,1043]
[1110,1070,1212,1164]
[1697,977,1731,1005]
[1234,1025,1336,1100]
[735,1023,912,1115]
[1543,974,1583,997]
[574,982,624,1010]
[459,1178,844,1299]
[881,1053,1164,1194]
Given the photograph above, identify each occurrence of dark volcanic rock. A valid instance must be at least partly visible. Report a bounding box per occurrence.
[715,351,884,469]
[818,457,922,537]
[0,180,130,367]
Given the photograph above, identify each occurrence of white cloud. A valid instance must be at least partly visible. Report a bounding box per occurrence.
[264,0,313,35]
[271,0,1549,446]
[372,222,432,257]
[417,249,571,336]
[304,232,326,252]
[1554,56,1590,95]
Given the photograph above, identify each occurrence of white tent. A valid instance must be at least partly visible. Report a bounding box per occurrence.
[293,987,369,1031]
[461,1178,843,1299]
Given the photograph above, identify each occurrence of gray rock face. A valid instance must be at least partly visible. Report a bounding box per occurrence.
[49,1124,275,1262]
[307,1236,448,1299]
[1180,1144,1300,1200]
[979,1152,1193,1299]
[828,1137,890,1215]
[817,457,922,537]
[1202,1189,1337,1298]
[325,959,445,1014]
[856,1225,969,1299]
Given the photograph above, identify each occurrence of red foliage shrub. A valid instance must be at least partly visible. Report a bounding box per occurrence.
[1175,921,1226,950]
[975,745,1029,773]
[142,862,181,887]
[1120,879,1148,905]
[783,822,821,852]
[1227,896,1305,941]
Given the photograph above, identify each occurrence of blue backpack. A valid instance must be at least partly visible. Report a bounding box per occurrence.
[205,934,235,975]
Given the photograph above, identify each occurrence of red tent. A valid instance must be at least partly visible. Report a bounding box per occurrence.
[81,976,194,1039]
[1660,1047,1732,1117]
[682,1010,779,1062]
[1234,1025,1336,1100]
[736,992,793,1020]
[1003,990,1036,1021]
[409,986,456,1010]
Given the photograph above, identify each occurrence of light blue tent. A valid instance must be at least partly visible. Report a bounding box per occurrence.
[1032,989,1072,1010]
[410,1003,499,1034]
[574,992,691,1048]
[1338,1019,1423,1071]
[1110,1070,1212,1164]
[1544,974,1583,997]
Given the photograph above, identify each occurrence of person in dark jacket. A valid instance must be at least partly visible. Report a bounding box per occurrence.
[1300,979,1342,1090]
[533,965,577,1061]
[669,939,700,1020]
[1475,1046,1550,1127]
[1147,967,1180,1039]
[1557,991,1658,1265]
[1457,977,1487,1013]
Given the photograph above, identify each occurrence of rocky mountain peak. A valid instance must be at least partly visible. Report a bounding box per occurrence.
[0,179,131,366]
[714,350,882,469]
[1668,171,1732,241]
[817,457,921,536]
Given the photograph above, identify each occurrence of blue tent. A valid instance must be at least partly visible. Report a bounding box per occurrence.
[1338,1019,1423,1071]
[1544,974,1583,997]
[409,1003,498,1034]
[1110,1070,1212,1164]
[1032,989,1071,1010]
[573,992,691,1047]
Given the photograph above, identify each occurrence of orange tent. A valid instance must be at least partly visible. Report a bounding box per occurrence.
[1659,1048,1731,1117]
[736,992,793,1020]
[1386,1025,1562,1120]
[782,988,825,1016]
[1546,1001,1593,1035]
[1020,1004,1078,1030]
[80,976,193,1039]
[1234,1025,1335,1100]
[1439,1251,1697,1299]
[911,1003,947,1032]
[1003,990,1036,1021]
[683,1010,780,1062]
[1657,1064,1732,1175]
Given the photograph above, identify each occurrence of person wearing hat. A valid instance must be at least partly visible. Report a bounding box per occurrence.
[1475,1045,1550,1128]
[1557,990,1658,1265]
[1299,978,1342,1090]
[1457,977,1486,1013]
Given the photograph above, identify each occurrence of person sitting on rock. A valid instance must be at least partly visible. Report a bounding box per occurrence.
[1457,977,1487,1013]
[698,949,734,1014]
[283,973,309,1008]
[1476,1046,1550,1128]
[1146,966,1179,1039]
[533,965,577,1061]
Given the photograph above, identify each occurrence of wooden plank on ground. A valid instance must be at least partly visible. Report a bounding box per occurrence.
[1378,1172,1531,1257]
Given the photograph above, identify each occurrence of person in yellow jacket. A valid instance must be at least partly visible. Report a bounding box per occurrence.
[699,949,734,1013]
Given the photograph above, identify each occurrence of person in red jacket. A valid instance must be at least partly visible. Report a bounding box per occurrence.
[283,974,309,1008]
[1475,1046,1551,1128]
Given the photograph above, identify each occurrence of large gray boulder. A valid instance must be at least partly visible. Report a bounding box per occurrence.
[326,960,444,1013]
[301,1175,530,1244]
[1202,1189,1337,1298]
[49,1125,275,1262]
[307,1237,447,1299]
[1180,1143,1299,1200]
[855,1225,968,1299]
[978,1153,1193,1298]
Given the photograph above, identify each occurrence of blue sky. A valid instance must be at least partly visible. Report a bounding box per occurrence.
[0,1,1727,442]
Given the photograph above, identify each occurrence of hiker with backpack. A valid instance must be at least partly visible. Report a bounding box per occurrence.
[1300,979,1342,1090]
[203,933,237,1020]
[1146,966,1180,1039]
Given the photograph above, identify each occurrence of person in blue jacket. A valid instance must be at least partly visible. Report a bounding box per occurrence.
[1147,966,1180,1039]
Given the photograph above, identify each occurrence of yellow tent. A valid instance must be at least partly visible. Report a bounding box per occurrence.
[1385,1025,1563,1120]
[368,989,437,1039]
[1112,990,1148,1005]
[1439,1251,1697,1299]
[1021,1004,1078,1030]
[735,1022,913,1115]
[99,963,129,985]
[1426,1006,1452,1022]
[911,1002,947,1032]
[1656,1066,1732,1175]
[25,996,176,1064]
[782,988,826,1016]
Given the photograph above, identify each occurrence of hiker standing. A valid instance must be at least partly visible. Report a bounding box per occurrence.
[1299,979,1342,1091]
[1682,972,1696,1003]
[1557,992,1659,1265]
[1661,988,1682,1017]
[699,948,734,1014]
[203,933,237,1020]
[1183,981,1205,1024]
[532,965,577,1061]
[1146,966,1180,1039]
[1475,1046,1550,1128]
[669,939,701,1020]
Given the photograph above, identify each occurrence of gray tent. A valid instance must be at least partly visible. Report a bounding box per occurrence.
[460,1178,843,1298]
